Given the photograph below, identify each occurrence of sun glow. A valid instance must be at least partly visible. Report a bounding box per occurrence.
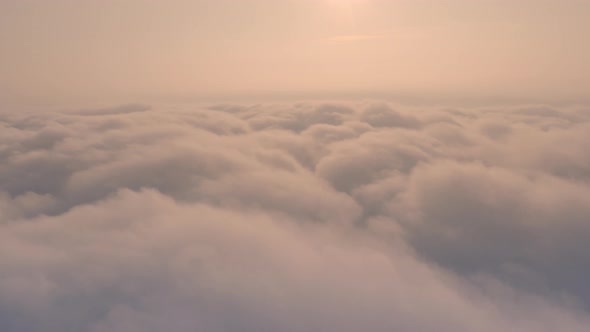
[323,0,369,35]
[326,0,368,3]
[326,0,368,7]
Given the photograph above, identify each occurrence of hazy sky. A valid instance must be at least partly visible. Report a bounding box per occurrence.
[1,0,589,104]
[3,2,590,330]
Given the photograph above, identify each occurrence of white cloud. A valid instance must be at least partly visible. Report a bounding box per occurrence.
[1,102,590,331]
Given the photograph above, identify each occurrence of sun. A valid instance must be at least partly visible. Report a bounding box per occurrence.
[323,0,369,29]
[324,0,369,15]
[328,0,367,4]
[326,0,368,3]
[325,0,369,7]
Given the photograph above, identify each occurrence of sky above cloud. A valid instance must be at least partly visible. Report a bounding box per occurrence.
[1,0,590,105]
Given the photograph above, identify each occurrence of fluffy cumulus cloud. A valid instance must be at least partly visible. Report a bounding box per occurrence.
[1,101,590,331]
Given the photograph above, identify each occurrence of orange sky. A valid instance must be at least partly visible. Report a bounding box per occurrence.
[1,0,589,105]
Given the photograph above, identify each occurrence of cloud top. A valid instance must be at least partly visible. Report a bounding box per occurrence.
[1,101,590,331]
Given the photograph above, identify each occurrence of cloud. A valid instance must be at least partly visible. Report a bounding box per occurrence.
[72,104,152,116]
[1,101,590,331]
[390,160,590,301]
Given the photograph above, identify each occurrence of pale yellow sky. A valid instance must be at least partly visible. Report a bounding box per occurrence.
[1,0,589,105]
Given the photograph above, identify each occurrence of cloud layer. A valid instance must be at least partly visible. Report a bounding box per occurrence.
[1,101,590,331]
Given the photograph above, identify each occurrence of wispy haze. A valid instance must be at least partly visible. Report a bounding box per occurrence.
[2,0,589,104]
